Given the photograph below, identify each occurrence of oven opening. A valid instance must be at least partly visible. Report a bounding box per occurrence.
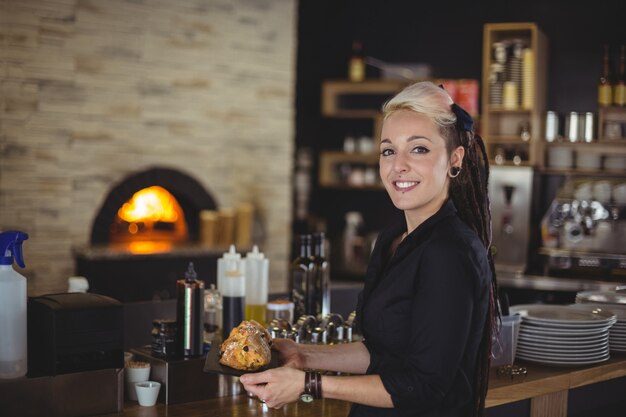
[109,185,188,254]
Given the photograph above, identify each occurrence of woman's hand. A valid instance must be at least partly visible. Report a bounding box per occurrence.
[272,338,305,368]
[240,367,305,409]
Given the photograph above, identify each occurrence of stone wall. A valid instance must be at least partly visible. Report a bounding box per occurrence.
[0,0,297,295]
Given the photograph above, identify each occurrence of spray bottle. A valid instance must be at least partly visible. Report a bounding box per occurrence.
[0,231,29,379]
[217,245,245,340]
[244,245,269,326]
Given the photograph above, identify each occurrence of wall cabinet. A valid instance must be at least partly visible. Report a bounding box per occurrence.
[481,22,549,167]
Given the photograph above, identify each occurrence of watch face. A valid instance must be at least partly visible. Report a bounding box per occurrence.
[300,393,314,403]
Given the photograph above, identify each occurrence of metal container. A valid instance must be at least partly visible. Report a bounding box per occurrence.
[545,111,559,142]
[582,112,595,143]
[565,112,579,142]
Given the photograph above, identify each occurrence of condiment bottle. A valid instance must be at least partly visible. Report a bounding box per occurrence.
[598,45,613,107]
[217,245,245,340]
[349,40,365,82]
[312,233,331,319]
[0,231,29,379]
[290,235,314,320]
[244,245,269,326]
[614,45,625,106]
[176,262,205,357]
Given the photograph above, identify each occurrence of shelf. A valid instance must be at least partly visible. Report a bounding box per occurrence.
[321,80,409,118]
[487,135,532,144]
[319,150,382,189]
[487,108,533,114]
[544,141,626,154]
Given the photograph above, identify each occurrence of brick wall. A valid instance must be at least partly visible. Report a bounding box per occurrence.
[0,0,297,295]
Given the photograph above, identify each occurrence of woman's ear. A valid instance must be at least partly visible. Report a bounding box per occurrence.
[450,145,465,167]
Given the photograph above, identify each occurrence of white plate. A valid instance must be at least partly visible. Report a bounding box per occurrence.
[518,328,609,341]
[516,350,610,362]
[572,302,626,320]
[518,339,608,351]
[521,318,615,330]
[510,304,616,325]
[516,343,608,356]
[516,352,610,366]
[519,324,612,335]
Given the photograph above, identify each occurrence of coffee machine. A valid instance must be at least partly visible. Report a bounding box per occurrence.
[540,178,626,279]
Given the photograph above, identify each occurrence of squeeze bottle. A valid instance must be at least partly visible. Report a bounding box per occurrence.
[217,245,245,340]
[0,231,29,379]
[244,245,269,326]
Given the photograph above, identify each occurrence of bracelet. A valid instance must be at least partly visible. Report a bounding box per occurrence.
[300,371,322,402]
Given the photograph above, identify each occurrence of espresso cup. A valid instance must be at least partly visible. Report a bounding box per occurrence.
[135,381,161,407]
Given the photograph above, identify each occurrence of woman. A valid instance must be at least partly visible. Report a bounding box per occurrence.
[241,81,498,417]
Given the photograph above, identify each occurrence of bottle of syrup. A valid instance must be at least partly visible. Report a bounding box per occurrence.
[349,40,365,82]
[290,235,314,320]
[598,45,613,107]
[614,45,625,107]
[176,262,205,357]
[217,245,245,341]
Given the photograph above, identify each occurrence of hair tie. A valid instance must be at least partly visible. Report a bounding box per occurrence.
[451,103,474,133]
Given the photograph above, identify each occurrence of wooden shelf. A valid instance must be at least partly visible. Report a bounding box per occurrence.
[321,79,409,118]
[481,22,548,167]
[318,150,382,189]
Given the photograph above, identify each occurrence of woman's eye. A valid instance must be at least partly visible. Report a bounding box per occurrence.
[411,145,429,154]
[380,148,394,156]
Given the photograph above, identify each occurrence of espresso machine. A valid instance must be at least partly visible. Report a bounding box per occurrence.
[540,178,626,279]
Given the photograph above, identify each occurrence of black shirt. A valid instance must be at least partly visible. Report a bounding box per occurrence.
[351,200,491,417]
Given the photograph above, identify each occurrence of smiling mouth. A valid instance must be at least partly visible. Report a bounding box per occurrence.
[394,181,419,191]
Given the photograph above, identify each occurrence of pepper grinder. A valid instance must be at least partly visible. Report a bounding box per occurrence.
[176,262,205,357]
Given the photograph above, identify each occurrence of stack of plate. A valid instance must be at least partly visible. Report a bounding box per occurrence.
[510,304,616,366]
[576,290,626,353]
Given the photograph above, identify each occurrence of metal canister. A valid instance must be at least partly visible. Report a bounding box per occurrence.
[545,111,559,142]
[565,112,580,142]
[582,112,595,143]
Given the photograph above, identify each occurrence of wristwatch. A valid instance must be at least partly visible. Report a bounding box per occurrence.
[299,392,314,403]
[300,371,315,403]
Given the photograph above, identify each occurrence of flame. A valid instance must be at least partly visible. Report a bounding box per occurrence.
[118,186,180,223]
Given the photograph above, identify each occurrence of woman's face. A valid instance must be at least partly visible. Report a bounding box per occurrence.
[379,109,462,229]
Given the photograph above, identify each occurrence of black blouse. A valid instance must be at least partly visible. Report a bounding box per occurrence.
[351,200,491,417]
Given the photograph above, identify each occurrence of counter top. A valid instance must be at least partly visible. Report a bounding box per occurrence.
[95,355,626,417]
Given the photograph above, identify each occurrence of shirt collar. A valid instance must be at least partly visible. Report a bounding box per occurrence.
[384,199,458,247]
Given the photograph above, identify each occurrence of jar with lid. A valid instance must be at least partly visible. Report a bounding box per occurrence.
[266,299,295,325]
[151,319,177,359]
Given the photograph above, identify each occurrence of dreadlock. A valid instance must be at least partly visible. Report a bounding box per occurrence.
[444,125,499,417]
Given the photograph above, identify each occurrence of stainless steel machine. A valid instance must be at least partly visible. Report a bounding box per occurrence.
[488,166,534,274]
[539,178,626,279]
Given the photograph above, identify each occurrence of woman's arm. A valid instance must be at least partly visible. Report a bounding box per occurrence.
[240,368,393,409]
[240,341,393,409]
[274,339,371,374]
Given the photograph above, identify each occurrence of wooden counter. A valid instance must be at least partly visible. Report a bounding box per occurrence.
[97,355,626,417]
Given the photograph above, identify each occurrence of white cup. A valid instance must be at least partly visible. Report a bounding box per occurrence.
[135,381,161,407]
[125,364,151,401]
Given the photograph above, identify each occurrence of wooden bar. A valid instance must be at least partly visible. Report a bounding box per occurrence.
[93,355,626,417]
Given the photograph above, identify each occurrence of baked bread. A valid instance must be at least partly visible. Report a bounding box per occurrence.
[218,320,272,371]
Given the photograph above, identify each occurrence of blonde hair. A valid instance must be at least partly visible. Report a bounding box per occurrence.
[382,81,456,128]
